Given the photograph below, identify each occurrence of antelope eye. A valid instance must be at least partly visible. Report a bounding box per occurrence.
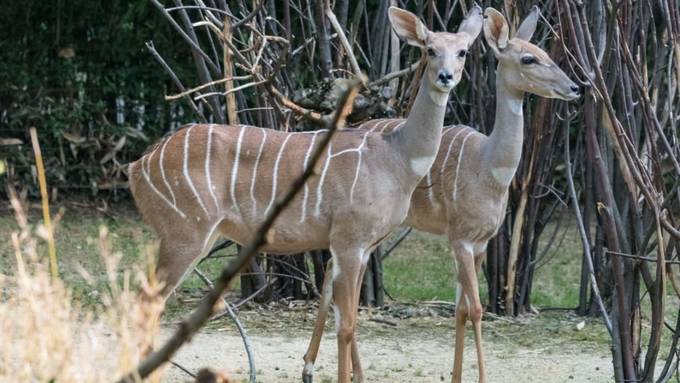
[458,49,467,58]
[521,56,537,65]
[427,47,437,57]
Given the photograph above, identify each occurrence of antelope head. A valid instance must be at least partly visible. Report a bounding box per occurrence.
[484,6,581,101]
[389,5,483,94]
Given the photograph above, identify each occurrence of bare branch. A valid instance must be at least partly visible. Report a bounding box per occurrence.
[193,268,255,383]
[164,75,253,101]
[325,3,364,84]
[145,41,207,122]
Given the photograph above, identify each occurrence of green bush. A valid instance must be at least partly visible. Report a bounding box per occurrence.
[0,1,196,198]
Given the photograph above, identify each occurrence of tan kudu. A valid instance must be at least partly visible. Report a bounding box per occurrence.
[128,6,483,383]
[303,6,581,383]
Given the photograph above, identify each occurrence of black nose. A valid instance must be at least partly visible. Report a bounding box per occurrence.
[570,85,580,94]
[438,72,453,83]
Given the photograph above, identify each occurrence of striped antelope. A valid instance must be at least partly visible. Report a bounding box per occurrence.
[128,6,483,383]
[303,6,581,383]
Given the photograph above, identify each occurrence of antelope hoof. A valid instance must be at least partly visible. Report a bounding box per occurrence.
[302,362,314,383]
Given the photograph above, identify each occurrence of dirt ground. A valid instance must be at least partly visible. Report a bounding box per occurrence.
[161,307,613,383]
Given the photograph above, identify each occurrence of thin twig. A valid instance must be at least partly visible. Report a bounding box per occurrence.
[325,3,365,84]
[563,119,613,334]
[170,360,196,378]
[231,0,266,29]
[145,41,207,122]
[270,87,325,125]
[193,79,267,101]
[606,250,680,265]
[165,75,252,101]
[380,227,412,260]
[193,268,256,383]
[150,0,221,74]
[369,62,419,87]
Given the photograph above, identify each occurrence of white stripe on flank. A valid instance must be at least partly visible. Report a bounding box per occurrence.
[349,154,362,203]
[205,124,219,209]
[330,147,358,158]
[250,128,268,216]
[362,119,382,133]
[440,128,469,175]
[383,119,404,132]
[183,126,209,216]
[159,135,176,205]
[265,133,293,215]
[230,126,246,213]
[141,152,186,218]
[334,127,379,202]
[315,144,333,216]
[375,119,391,132]
[452,131,474,201]
[329,129,372,159]
[425,169,434,206]
[443,126,458,136]
[201,220,223,254]
[300,131,320,223]
[368,118,389,131]
[368,119,383,130]
[329,120,403,203]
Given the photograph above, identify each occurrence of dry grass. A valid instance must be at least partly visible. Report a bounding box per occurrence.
[0,192,166,382]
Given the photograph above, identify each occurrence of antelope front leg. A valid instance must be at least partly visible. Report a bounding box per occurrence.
[331,248,363,383]
[302,259,367,383]
[303,260,334,383]
[349,262,369,383]
[451,242,486,383]
[472,251,487,383]
[452,280,468,383]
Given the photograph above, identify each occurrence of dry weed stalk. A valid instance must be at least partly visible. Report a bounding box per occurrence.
[0,188,166,382]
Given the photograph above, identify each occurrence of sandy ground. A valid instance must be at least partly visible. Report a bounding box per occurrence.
[161,316,613,383]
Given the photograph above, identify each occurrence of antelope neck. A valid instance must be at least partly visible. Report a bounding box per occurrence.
[482,69,525,186]
[390,75,448,179]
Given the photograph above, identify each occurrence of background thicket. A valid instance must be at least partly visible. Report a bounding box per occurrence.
[0,1,196,196]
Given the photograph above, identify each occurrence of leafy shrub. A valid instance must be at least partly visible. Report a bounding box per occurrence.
[0,1,196,198]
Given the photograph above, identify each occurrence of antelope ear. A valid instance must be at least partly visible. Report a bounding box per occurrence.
[515,5,539,41]
[483,7,509,52]
[457,4,483,41]
[388,7,430,48]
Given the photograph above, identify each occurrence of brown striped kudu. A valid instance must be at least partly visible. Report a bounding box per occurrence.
[302,6,581,383]
[128,6,483,383]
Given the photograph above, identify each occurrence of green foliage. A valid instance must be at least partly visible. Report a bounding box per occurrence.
[0,210,587,309]
[383,225,587,308]
[383,231,457,301]
[0,1,196,197]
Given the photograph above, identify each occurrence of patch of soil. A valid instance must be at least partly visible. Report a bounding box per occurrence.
[161,305,612,383]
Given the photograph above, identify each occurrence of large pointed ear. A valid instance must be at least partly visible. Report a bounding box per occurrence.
[483,8,509,52]
[515,5,539,41]
[457,4,483,40]
[388,7,430,48]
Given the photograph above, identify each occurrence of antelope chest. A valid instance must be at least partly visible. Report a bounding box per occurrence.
[409,155,436,177]
[490,166,517,187]
[448,188,509,242]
